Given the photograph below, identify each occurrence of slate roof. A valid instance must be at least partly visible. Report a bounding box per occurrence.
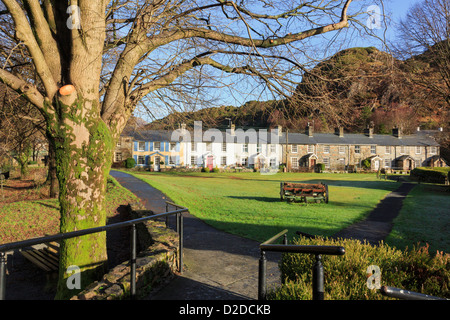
[125,129,440,146]
[281,132,439,146]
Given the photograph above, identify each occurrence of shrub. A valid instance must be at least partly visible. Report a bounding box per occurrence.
[316,163,325,172]
[125,157,136,168]
[201,167,210,173]
[212,167,220,173]
[411,167,450,184]
[268,236,449,300]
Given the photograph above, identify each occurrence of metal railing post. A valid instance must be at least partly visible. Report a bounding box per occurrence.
[258,250,267,300]
[313,254,324,300]
[130,224,137,299]
[0,252,6,300]
[178,213,183,273]
[165,203,169,227]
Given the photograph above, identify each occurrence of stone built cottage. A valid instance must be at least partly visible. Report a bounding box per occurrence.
[113,123,446,172]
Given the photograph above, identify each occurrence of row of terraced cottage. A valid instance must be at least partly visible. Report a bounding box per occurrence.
[113,122,447,172]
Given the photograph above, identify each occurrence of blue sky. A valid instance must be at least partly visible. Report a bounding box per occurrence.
[138,0,427,121]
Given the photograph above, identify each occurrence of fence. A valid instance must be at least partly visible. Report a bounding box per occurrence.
[0,202,188,300]
[258,229,345,300]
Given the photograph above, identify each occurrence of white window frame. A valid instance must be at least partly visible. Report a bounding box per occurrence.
[291,145,298,153]
[138,141,145,151]
[370,145,376,154]
[170,142,177,152]
[190,156,197,166]
[323,157,330,168]
[221,156,227,166]
[137,155,145,165]
[291,157,298,169]
[222,143,227,152]
[307,145,314,153]
[243,144,249,153]
[323,145,330,153]
[339,146,345,154]
[355,145,361,154]
[154,141,161,151]
[415,146,421,154]
[385,146,390,154]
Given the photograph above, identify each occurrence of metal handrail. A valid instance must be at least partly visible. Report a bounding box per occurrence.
[380,286,448,300]
[0,204,188,300]
[258,230,345,300]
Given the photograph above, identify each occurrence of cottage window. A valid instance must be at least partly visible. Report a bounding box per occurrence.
[323,145,330,153]
[137,156,145,165]
[307,145,314,153]
[270,144,276,153]
[430,146,437,154]
[154,142,160,151]
[339,146,345,154]
[222,143,227,152]
[115,152,122,162]
[221,156,227,166]
[138,142,145,151]
[384,159,391,167]
[291,145,298,153]
[243,144,249,153]
[270,158,276,167]
[415,146,421,154]
[170,142,177,152]
[355,145,361,154]
[191,142,196,152]
[323,157,330,168]
[291,157,298,169]
[385,146,390,154]
[257,144,262,153]
[370,146,376,154]
[190,156,197,166]
[241,157,248,166]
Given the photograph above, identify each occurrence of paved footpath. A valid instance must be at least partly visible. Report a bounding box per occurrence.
[110,170,281,300]
[333,182,415,245]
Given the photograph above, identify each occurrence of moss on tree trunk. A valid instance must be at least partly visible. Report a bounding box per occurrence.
[47,95,114,299]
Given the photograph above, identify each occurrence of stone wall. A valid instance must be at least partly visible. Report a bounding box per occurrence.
[71,202,180,300]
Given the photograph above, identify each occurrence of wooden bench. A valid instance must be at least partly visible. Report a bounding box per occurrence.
[20,242,59,274]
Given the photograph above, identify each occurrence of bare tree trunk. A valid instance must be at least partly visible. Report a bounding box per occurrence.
[49,94,113,299]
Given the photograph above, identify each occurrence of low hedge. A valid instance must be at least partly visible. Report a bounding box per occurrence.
[410,167,450,184]
[268,236,449,300]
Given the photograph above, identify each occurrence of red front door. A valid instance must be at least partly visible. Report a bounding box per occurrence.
[207,156,213,170]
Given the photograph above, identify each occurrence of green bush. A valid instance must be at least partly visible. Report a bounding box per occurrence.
[212,167,220,173]
[411,167,450,184]
[125,157,136,168]
[201,166,210,173]
[268,236,449,300]
[316,163,325,172]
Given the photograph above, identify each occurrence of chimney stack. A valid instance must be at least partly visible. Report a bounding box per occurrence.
[230,123,235,136]
[306,123,313,137]
[335,127,344,138]
[364,126,374,138]
[393,126,402,139]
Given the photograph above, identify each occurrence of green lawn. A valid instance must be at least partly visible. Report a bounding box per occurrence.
[386,184,450,254]
[0,176,138,244]
[129,171,401,242]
